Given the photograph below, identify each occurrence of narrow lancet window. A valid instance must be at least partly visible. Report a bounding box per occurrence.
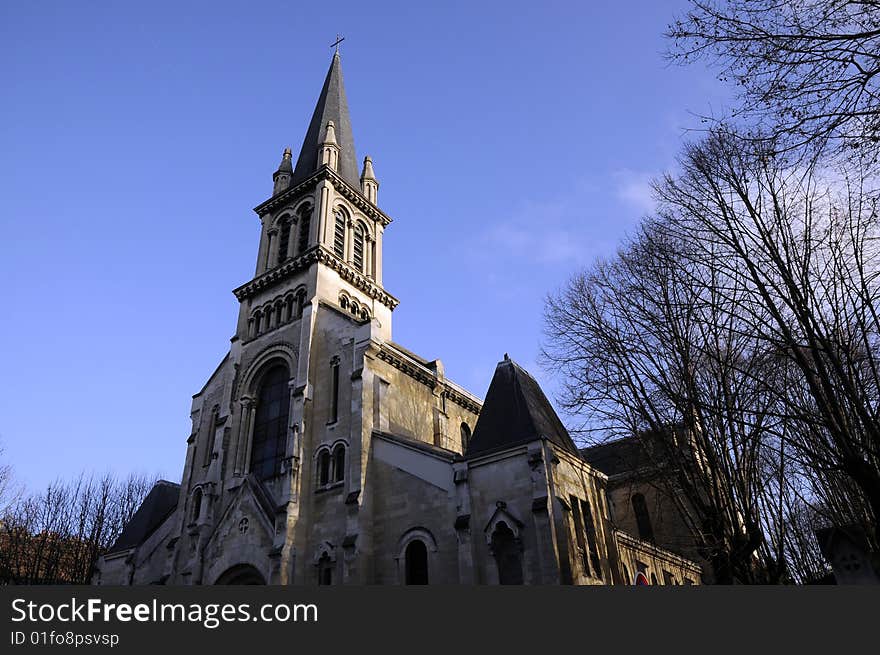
[353,223,365,271]
[333,209,346,258]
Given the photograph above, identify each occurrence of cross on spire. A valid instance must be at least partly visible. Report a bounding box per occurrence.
[331,34,345,53]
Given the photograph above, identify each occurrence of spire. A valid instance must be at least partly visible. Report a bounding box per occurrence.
[292,52,360,189]
[273,147,293,195]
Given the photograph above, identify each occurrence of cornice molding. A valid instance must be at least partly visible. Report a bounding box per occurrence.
[253,166,392,227]
[232,246,400,311]
[314,248,399,309]
[376,345,482,414]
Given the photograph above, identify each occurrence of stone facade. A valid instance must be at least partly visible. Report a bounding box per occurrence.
[93,54,702,586]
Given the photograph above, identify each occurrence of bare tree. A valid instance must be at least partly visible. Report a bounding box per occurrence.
[667,0,880,160]
[0,440,20,520]
[0,472,155,584]
[655,128,880,549]
[543,219,784,582]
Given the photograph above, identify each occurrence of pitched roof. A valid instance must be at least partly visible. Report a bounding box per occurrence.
[580,438,653,477]
[107,480,179,553]
[466,356,579,456]
[292,53,360,189]
[581,428,686,477]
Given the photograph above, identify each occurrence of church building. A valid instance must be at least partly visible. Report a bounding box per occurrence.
[94,54,702,586]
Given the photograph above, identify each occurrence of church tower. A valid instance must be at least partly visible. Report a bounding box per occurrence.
[165,52,406,585]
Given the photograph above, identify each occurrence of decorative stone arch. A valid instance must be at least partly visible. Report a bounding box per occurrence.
[460,422,472,452]
[234,346,297,479]
[329,438,348,483]
[292,285,308,319]
[394,527,439,585]
[331,203,351,258]
[237,344,298,398]
[314,541,338,585]
[313,540,337,564]
[484,502,525,585]
[270,209,295,229]
[331,201,353,220]
[484,501,524,544]
[291,197,314,217]
[352,216,373,239]
[213,563,266,585]
[189,485,205,525]
[313,439,347,487]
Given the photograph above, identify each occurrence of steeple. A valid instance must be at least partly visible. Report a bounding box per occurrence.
[292,52,360,189]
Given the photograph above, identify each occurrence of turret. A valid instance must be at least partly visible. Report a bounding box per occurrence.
[319,120,339,171]
[360,155,379,204]
[272,147,293,195]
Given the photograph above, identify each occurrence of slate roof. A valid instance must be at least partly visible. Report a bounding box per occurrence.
[292,52,360,189]
[580,437,652,478]
[107,480,179,554]
[465,356,579,457]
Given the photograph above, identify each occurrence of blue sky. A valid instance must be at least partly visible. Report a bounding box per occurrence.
[0,1,729,492]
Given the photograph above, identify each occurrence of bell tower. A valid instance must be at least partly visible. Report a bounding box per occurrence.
[232,51,397,345]
[202,52,399,583]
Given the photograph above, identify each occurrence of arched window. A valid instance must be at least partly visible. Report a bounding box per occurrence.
[491,521,523,585]
[353,223,365,272]
[332,444,346,482]
[460,423,471,452]
[285,295,294,322]
[405,540,429,585]
[191,488,202,523]
[202,407,218,467]
[329,358,340,424]
[631,493,654,542]
[333,208,346,258]
[297,205,311,254]
[296,291,305,319]
[253,310,262,336]
[277,217,292,265]
[274,301,283,327]
[249,364,290,481]
[318,449,331,486]
[317,552,333,585]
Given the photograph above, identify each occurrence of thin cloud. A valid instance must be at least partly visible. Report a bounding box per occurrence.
[613,169,658,215]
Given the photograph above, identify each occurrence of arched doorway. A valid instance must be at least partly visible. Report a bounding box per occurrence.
[214,564,266,585]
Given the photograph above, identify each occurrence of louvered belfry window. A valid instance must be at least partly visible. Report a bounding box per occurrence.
[353,224,365,271]
[333,209,346,258]
[297,206,311,254]
[277,218,291,264]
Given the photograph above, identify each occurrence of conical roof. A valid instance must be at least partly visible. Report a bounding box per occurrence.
[292,52,360,188]
[466,356,579,457]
